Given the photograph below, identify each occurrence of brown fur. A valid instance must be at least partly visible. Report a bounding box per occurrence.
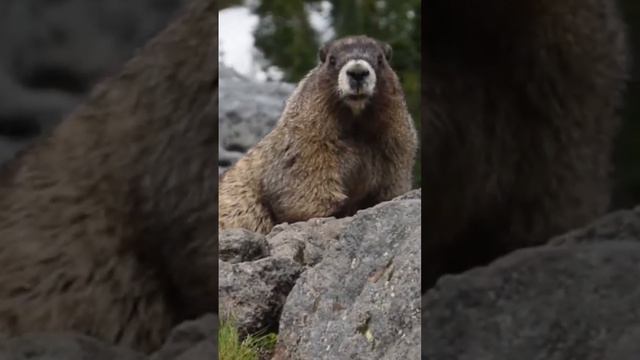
[219,35,417,234]
[422,0,629,288]
[0,0,217,353]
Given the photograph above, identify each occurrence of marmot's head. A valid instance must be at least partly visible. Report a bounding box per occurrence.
[318,35,393,114]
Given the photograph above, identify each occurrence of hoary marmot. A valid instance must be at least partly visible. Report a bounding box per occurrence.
[219,35,418,234]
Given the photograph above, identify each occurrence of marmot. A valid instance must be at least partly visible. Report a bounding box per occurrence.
[0,0,216,353]
[219,35,418,234]
[422,0,629,288]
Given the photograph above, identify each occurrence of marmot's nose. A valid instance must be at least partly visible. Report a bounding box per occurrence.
[347,68,370,83]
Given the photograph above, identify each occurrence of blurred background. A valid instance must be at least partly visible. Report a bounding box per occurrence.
[0,0,635,209]
[616,1,640,210]
[0,0,185,163]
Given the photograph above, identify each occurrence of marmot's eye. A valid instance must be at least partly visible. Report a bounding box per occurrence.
[377,55,383,65]
[329,56,336,66]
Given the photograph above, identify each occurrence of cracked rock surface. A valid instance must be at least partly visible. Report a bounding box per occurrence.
[218,190,422,359]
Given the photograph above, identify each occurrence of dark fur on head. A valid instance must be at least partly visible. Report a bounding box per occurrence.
[314,35,399,117]
[318,35,392,64]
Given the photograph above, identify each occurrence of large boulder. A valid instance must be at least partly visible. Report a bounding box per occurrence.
[273,194,421,360]
[218,257,304,336]
[422,206,640,360]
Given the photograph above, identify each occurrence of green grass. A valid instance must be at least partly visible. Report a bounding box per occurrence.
[218,320,278,360]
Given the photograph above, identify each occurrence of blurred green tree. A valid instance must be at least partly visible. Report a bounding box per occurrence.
[252,0,319,82]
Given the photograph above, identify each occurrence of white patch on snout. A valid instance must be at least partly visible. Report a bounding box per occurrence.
[337,59,376,115]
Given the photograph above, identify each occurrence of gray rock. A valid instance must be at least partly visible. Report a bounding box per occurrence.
[0,0,182,166]
[550,205,640,245]
[219,257,304,336]
[0,333,145,360]
[217,214,354,340]
[392,188,422,201]
[267,216,352,266]
[422,239,640,360]
[219,229,270,264]
[218,65,295,174]
[150,314,217,360]
[274,196,422,360]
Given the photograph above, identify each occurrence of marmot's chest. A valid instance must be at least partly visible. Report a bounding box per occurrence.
[337,138,389,200]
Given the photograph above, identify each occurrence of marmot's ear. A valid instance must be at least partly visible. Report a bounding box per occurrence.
[318,43,329,63]
[381,42,393,62]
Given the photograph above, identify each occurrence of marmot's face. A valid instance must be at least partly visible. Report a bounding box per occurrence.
[318,36,393,115]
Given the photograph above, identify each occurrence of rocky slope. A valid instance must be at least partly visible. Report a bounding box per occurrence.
[219,190,423,360]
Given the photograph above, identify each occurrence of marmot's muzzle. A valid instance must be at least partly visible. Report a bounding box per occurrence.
[338,59,376,98]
